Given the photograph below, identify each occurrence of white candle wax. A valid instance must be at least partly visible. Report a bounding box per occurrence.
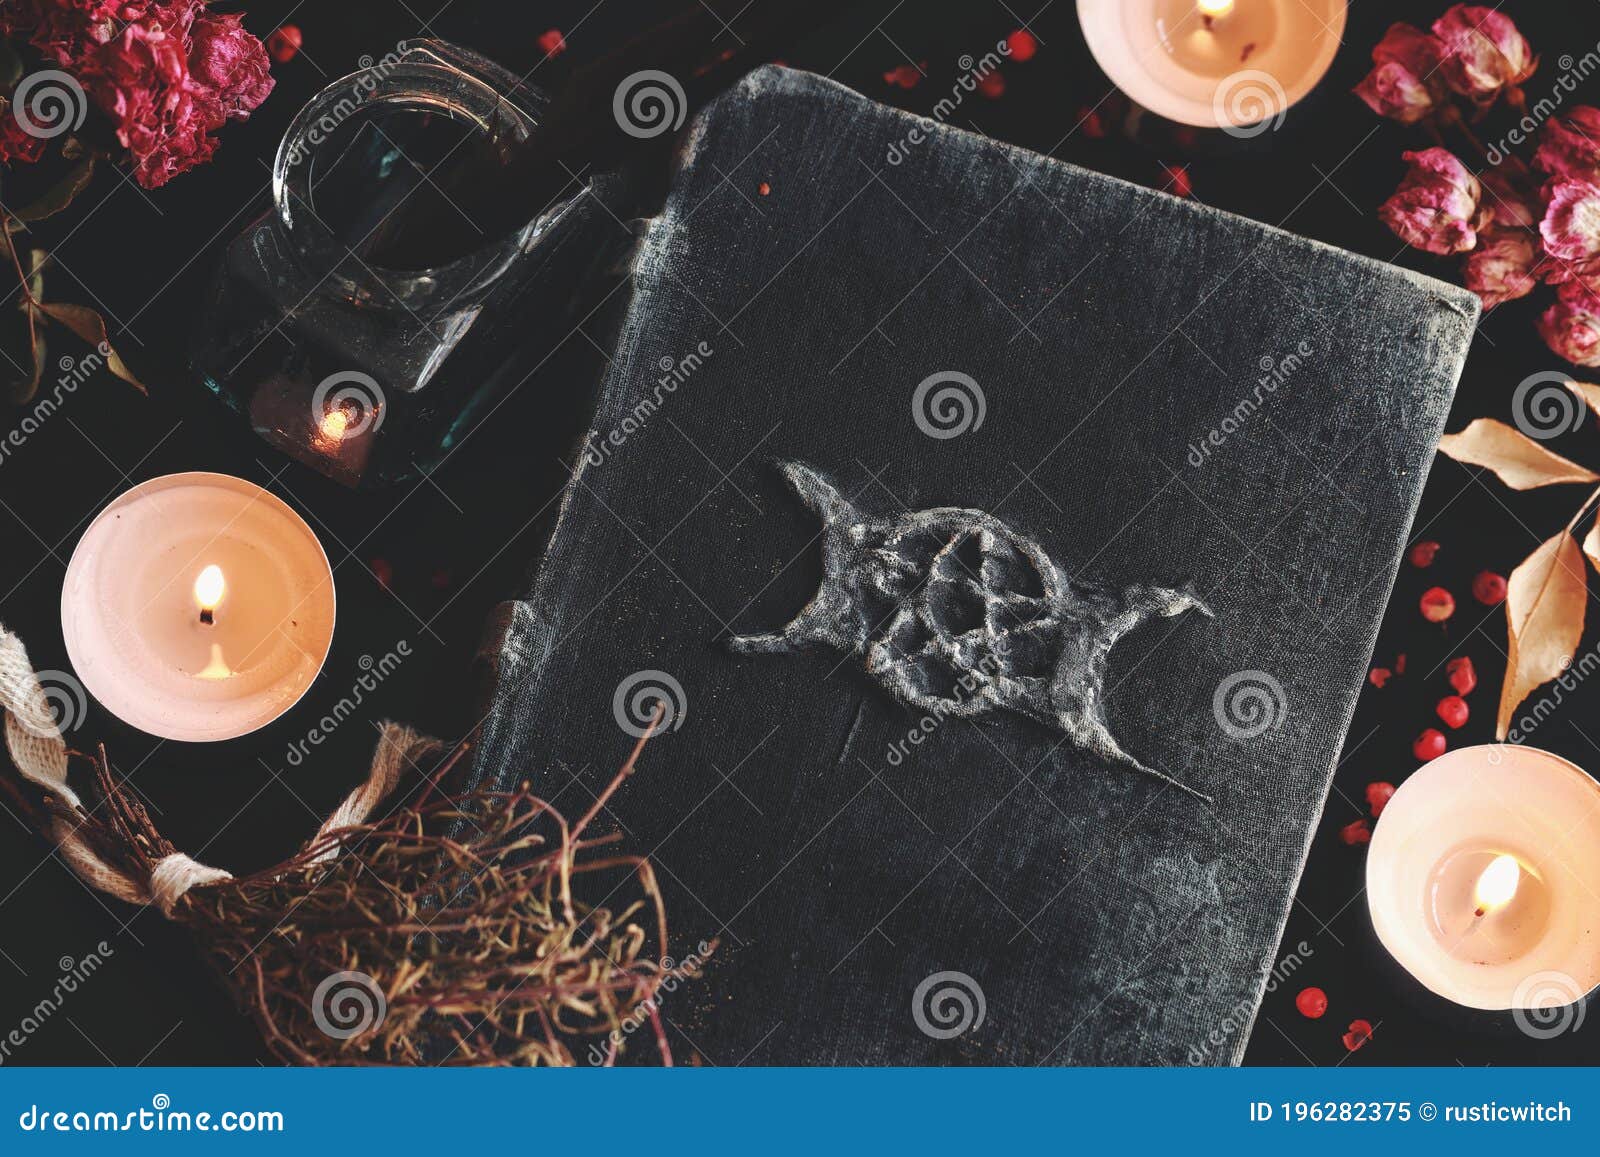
[61,472,336,742]
[1078,0,1347,129]
[1368,745,1600,1011]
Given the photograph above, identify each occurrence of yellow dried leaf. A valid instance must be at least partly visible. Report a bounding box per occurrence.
[1439,419,1599,490]
[1567,378,1600,420]
[1497,531,1588,739]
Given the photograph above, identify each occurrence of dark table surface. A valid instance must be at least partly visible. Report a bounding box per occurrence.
[0,0,1596,1067]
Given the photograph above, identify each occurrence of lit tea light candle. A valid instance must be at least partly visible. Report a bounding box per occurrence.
[1077,0,1347,131]
[1368,745,1600,1013]
[61,472,336,741]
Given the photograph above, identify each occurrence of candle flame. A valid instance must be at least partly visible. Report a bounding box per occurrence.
[1197,0,1235,17]
[1474,853,1521,913]
[318,405,350,443]
[194,564,226,613]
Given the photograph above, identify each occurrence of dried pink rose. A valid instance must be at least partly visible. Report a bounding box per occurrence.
[1539,179,1600,267]
[1379,148,1490,255]
[1432,4,1536,104]
[1462,230,1540,309]
[1353,23,1445,124]
[1539,280,1600,367]
[189,12,274,120]
[1534,106,1600,184]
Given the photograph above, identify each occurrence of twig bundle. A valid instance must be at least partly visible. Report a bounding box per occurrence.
[0,622,702,1065]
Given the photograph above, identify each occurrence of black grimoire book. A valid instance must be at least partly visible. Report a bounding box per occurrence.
[470,67,1478,1065]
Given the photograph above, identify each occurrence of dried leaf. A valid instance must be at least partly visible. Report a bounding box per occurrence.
[1438,418,1600,489]
[1497,531,1588,738]
[1568,378,1600,420]
[36,302,147,393]
[1586,519,1600,576]
[14,155,95,223]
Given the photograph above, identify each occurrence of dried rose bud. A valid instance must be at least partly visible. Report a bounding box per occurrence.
[1472,570,1508,605]
[1538,280,1600,368]
[1432,5,1536,104]
[1447,655,1477,695]
[1413,728,1447,761]
[1420,586,1456,622]
[1353,23,1445,125]
[1540,180,1600,295]
[1436,695,1470,729]
[1365,781,1396,817]
[1295,987,1329,1019]
[1408,540,1440,567]
[1340,819,1372,846]
[1463,229,1540,309]
[1379,148,1490,256]
[1536,106,1600,184]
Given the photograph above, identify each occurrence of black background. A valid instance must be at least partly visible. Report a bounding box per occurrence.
[0,0,1596,1066]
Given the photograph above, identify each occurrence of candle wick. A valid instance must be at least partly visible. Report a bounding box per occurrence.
[1201,13,1214,29]
[199,608,214,626]
[1474,906,1486,918]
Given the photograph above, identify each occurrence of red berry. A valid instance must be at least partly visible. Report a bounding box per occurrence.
[884,63,921,89]
[430,567,452,591]
[370,557,393,591]
[1342,1018,1374,1051]
[1368,667,1391,689]
[1394,652,1407,675]
[1365,781,1396,817]
[1419,586,1455,622]
[758,181,771,196]
[266,24,302,64]
[1006,28,1039,62]
[1446,655,1477,696]
[1413,728,1447,762]
[1339,818,1371,846]
[1408,540,1440,568]
[977,70,1005,99]
[1436,695,1469,729]
[1472,570,1508,606]
[1163,163,1192,197]
[1076,105,1108,139]
[537,28,566,56]
[1295,987,1329,1019]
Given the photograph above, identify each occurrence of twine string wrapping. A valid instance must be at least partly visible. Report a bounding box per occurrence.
[0,624,440,915]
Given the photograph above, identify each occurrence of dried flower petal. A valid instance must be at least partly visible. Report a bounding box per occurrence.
[1539,280,1600,367]
[1535,106,1600,184]
[1378,148,1489,255]
[1432,4,1536,103]
[1462,229,1540,309]
[1354,23,1445,124]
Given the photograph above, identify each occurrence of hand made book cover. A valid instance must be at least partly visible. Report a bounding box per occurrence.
[469,66,1478,1065]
